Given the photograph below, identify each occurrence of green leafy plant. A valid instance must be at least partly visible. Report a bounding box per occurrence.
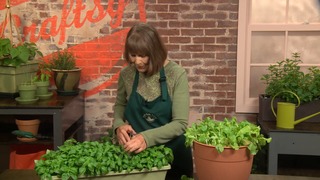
[261,52,320,103]
[185,117,271,155]
[0,38,43,67]
[48,50,77,70]
[34,138,174,180]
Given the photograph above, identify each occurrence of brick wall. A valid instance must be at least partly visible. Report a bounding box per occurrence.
[0,0,257,141]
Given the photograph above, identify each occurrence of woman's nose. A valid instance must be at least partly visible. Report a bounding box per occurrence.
[134,57,145,64]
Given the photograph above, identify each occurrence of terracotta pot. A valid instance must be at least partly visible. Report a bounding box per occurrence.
[15,119,40,142]
[193,141,253,180]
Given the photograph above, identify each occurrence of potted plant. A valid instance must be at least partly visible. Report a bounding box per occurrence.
[32,62,53,100]
[15,118,40,142]
[260,52,320,122]
[0,38,43,97]
[34,138,173,180]
[48,50,82,96]
[185,116,271,180]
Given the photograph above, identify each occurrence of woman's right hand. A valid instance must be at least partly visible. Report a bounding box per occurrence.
[116,124,136,146]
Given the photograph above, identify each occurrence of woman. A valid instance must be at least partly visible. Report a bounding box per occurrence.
[113,23,193,179]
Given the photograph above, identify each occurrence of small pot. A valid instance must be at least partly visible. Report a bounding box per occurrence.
[15,119,40,142]
[18,83,37,100]
[34,81,50,95]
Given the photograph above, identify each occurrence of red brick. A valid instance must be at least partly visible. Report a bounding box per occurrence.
[217,20,238,28]
[169,37,191,43]
[181,45,203,51]
[158,13,179,20]
[181,59,202,66]
[193,53,216,59]
[217,3,239,12]
[192,83,215,91]
[204,45,227,52]
[216,67,236,75]
[205,76,227,83]
[158,0,180,3]
[216,99,236,106]
[193,21,217,28]
[193,4,216,11]
[146,4,169,12]
[181,29,204,36]
[181,13,204,20]
[204,106,226,113]
[193,37,216,43]
[194,68,215,75]
[169,4,191,12]
[205,12,227,19]
[193,99,214,105]
[216,52,237,59]
[216,84,236,91]
[205,29,227,36]
[169,21,192,28]
[168,52,192,59]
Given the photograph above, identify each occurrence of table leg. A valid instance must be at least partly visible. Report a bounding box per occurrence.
[268,133,278,175]
[53,111,63,150]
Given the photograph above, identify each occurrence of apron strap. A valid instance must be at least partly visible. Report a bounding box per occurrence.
[159,68,167,101]
[133,70,139,92]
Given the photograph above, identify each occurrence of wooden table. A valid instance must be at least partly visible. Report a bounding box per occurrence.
[1,170,320,180]
[257,119,320,175]
[0,90,85,150]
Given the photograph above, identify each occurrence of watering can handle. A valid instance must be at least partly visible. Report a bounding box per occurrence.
[271,91,301,117]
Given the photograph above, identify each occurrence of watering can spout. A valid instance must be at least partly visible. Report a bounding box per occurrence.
[294,111,320,125]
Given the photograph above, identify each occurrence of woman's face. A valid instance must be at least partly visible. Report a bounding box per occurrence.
[129,54,149,73]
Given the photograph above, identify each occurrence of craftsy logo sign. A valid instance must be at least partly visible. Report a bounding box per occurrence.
[0,0,146,97]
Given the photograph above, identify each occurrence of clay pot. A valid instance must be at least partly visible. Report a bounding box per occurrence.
[15,119,40,142]
[193,141,253,180]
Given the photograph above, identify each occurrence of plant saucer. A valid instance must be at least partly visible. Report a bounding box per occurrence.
[37,92,53,100]
[15,97,39,104]
[17,137,37,142]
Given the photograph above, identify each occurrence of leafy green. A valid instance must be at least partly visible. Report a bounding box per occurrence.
[0,38,43,67]
[261,52,320,103]
[34,138,173,180]
[185,117,271,155]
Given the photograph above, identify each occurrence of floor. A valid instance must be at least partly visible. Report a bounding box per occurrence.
[277,154,320,177]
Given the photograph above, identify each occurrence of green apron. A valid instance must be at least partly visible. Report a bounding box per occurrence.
[124,68,193,179]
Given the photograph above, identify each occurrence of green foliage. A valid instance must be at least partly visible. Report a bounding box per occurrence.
[0,38,43,67]
[261,53,320,103]
[32,62,52,82]
[34,138,174,180]
[185,117,271,155]
[181,175,194,180]
[49,50,77,70]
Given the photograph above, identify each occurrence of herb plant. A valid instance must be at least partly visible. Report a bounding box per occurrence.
[48,50,77,70]
[261,53,320,103]
[34,138,173,180]
[32,62,52,82]
[185,117,271,155]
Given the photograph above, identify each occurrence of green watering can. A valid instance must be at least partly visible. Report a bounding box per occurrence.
[271,91,320,129]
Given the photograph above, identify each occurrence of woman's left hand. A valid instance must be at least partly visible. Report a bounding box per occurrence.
[123,134,147,153]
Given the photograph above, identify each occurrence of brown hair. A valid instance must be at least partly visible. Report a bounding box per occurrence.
[124,23,167,76]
